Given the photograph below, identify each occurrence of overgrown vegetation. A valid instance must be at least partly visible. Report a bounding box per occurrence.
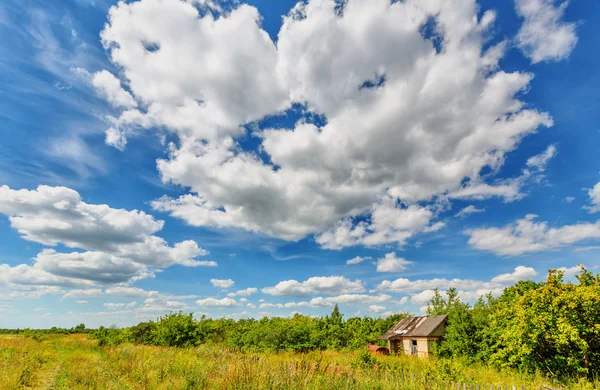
[2,267,599,388]
[428,266,600,380]
[1,334,594,389]
[88,306,406,352]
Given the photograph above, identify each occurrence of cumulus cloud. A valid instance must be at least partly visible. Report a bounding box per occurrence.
[196,297,239,307]
[210,279,234,288]
[261,276,364,297]
[346,256,370,265]
[585,183,600,213]
[378,265,544,305]
[515,0,578,63]
[455,205,485,218]
[376,277,497,294]
[91,0,551,248]
[369,305,386,313]
[491,266,538,283]
[467,214,600,256]
[104,286,153,298]
[447,145,557,203]
[62,288,104,300]
[227,287,258,297]
[91,70,137,109]
[0,185,213,289]
[376,252,412,273]
[275,294,391,309]
[104,302,137,310]
[557,265,581,277]
[410,290,437,305]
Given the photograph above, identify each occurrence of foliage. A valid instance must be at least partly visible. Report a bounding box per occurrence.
[151,312,198,347]
[489,268,600,378]
[3,266,600,384]
[427,266,600,380]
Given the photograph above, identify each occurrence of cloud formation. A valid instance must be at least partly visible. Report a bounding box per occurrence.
[467,214,600,256]
[210,279,235,288]
[455,205,485,218]
[89,0,552,249]
[376,252,412,273]
[586,183,600,213]
[0,185,213,291]
[262,276,365,297]
[515,0,578,63]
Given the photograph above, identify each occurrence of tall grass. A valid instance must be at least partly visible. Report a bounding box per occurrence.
[0,335,597,389]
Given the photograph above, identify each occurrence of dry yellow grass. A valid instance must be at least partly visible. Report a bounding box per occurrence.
[0,335,597,389]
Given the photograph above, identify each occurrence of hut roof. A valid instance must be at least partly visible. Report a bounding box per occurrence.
[378,315,447,340]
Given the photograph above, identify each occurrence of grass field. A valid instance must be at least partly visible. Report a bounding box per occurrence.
[0,334,596,390]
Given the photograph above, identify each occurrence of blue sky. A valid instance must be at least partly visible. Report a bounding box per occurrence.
[1,0,599,328]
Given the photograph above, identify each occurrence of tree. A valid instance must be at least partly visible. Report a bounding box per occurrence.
[428,288,492,361]
[490,267,600,378]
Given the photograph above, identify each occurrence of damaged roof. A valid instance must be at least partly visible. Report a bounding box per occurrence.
[379,315,447,340]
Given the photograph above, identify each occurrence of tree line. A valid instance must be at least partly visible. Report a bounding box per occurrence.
[427,266,600,379]
[90,307,407,352]
[3,266,598,381]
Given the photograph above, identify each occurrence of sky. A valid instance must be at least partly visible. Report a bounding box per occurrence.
[0,0,599,328]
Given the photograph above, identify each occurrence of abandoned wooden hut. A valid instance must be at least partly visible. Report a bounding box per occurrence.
[378,315,447,357]
[367,342,390,355]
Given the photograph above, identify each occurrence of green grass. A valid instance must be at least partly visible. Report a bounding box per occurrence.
[0,335,597,389]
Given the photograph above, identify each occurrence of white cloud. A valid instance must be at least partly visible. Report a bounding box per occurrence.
[139,297,189,313]
[262,276,364,297]
[0,186,210,267]
[316,202,442,249]
[76,300,88,304]
[103,301,137,310]
[447,145,557,203]
[455,205,485,218]
[410,289,437,305]
[376,277,496,293]
[91,70,137,109]
[104,286,153,298]
[557,265,581,277]
[467,214,600,256]
[526,144,556,170]
[585,183,600,213]
[491,266,538,283]
[246,303,256,309]
[281,294,390,309]
[369,305,386,313]
[515,0,578,63]
[62,288,104,300]
[196,297,239,308]
[574,246,600,252]
[210,279,234,288]
[259,303,283,309]
[284,297,334,308]
[346,256,370,265]
[564,196,575,203]
[376,252,412,273]
[0,185,213,289]
[227,287,258,297]
[92,0,551,248]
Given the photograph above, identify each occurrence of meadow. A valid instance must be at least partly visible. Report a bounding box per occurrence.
[0,334,597,390]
